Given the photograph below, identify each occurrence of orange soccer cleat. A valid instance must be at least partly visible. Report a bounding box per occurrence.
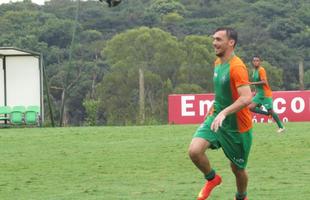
[197,174,222,200]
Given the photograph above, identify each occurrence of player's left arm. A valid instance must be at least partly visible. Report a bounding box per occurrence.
[211,85,252,132]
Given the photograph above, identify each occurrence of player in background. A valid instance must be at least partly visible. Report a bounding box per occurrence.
[188,27,252,200]
[248,56,285,133]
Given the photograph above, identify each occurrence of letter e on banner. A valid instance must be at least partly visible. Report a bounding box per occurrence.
[181,96,195,116]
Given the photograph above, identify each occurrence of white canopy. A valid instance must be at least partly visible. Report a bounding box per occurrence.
[0,47,44,123]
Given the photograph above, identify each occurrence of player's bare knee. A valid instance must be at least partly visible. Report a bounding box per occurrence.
[233,169,247,178]
[230,163,246,175]
[188,146,198,160]
[189,138,210,163]
[188,145,203,161]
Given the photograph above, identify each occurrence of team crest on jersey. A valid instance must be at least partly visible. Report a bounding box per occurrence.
[221,75,227,83]
[214,72,218,78]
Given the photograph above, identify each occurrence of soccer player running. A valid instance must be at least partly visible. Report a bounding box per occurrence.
[248,56,285,133]
[188,27,253,200]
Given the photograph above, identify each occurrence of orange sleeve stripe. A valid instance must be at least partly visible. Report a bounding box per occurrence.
[259,67,272,97]
[233,66,250,88]
[236,110,253,133]
[230,57,250,88]
[229,57,252,133]
[258,67,267,81]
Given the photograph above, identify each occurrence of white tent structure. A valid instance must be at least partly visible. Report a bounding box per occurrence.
[0,47,44,124]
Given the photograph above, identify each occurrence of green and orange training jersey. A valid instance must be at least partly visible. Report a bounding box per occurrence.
[252,66,272,98]
[212,55,252,133]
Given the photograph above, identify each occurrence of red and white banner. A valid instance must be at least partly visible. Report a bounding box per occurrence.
[168,90,310,124]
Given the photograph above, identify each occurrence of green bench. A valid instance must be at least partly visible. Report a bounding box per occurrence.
[0,105,40,127]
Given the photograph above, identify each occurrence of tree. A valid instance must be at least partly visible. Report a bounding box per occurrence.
[39,17,80,48]
[96,66,138,125]
[269,18,304,41]
[148,0,186,16]
[173,83,204,94]
[177,35,215,92]
[161,12,184,36]
[100,26,184,124]
[82,98,100,126]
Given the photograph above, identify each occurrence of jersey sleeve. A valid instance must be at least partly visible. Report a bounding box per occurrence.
[231,65,250,88]
[258,67,267,81]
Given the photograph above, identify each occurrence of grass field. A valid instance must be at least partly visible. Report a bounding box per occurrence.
[0,122,309,200]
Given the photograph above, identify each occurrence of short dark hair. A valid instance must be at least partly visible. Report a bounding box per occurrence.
[214,27,238,47]
[252,55,261,60]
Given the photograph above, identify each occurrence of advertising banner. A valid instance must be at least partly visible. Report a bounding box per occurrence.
[168,91,310,124]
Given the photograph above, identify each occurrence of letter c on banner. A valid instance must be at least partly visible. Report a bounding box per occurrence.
[273,98,286,114]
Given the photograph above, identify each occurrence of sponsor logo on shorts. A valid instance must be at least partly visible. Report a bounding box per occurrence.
[233,157,245,163]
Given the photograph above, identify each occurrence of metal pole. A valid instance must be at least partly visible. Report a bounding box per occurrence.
[43,60,55,127]
[3,56,7,106]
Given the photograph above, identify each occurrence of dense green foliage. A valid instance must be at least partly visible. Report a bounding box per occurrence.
[0,123,309,199]
[0,0,309,125]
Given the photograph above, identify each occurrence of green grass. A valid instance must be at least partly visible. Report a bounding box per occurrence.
[0,123,309,200]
